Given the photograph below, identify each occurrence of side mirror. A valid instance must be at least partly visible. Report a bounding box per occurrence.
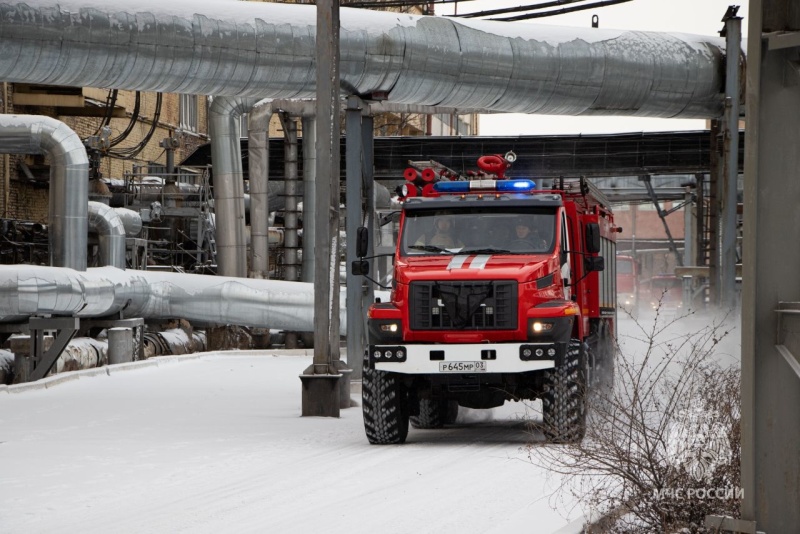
[355,226,369,258]
[584,256,605,272]
[351,260,370,276]
[585,223,601,254]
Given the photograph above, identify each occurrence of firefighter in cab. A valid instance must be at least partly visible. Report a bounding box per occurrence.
[416,216,464,249]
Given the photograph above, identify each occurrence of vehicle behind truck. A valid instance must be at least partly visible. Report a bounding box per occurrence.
[616,254,639,318]
[352,153,618,444]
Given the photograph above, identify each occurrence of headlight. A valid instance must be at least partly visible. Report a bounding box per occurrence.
[369,319,403,343]
[531,321,554,334]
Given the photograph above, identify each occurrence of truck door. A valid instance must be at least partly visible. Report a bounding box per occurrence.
[560,210,572,300]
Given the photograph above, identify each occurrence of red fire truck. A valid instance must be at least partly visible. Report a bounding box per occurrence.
[352,153,618,444]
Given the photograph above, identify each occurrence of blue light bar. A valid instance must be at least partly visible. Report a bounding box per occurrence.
[432,178,536,194]
[497,179,536,192]
[433,181,470,193]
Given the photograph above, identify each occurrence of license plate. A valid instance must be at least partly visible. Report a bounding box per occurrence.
[439,361,487,373]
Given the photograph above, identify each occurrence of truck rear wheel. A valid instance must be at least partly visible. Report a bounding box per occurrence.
[410,399,458,429]
[362,361,410,444]
[542,339,586,443]
[591,320,615,398]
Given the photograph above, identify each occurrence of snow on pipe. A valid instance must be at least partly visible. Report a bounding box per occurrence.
[0,0,725,118]
[0,265,349,334]
[88,201,126,269]
[0,114,88,270]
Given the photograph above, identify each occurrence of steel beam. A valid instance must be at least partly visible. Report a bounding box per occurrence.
[345,96,366,380]
[741,0,800,528]
[362,113,376,376]
[721,9,743,310]
[27,316,80,382]
[182,131,747,181]
[303,0,341,417]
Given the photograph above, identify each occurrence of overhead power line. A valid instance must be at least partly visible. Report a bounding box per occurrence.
[334,0,475,8]
[492,0,633,21]
[453,0,590,18]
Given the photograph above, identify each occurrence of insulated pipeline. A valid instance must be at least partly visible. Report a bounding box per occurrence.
[0,0,726,118]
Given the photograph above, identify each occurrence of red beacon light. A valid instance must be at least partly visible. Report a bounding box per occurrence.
[432,179,536,194]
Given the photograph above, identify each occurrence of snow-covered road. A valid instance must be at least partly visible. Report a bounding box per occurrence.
[2,311,739,533]
[0,353,577,533]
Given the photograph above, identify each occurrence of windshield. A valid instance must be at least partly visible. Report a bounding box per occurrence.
[400,207,557,256]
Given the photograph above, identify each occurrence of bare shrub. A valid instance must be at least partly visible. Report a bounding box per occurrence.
[530,308,741,533]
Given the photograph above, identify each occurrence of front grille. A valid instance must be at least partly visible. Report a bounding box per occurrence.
[409,281,518,330]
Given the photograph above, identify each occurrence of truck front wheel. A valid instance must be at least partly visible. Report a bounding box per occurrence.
[362,361,410,444]
[542,339,587,444]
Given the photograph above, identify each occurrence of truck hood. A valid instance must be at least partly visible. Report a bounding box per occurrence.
[397,254,558,284]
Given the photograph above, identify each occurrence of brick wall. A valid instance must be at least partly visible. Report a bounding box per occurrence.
[1,87,210,223]
[613,203,686,241]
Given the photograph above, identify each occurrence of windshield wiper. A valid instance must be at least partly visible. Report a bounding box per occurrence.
[459,247,512,254]
[408,244,451,254]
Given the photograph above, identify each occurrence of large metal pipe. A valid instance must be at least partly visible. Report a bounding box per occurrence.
[87,201,126,269]
[208,96,257,277]
[113,207,143,238]
[0,0,726,118]
[0,265,350,334]
[0,114,88,270]
[247,99,272,279]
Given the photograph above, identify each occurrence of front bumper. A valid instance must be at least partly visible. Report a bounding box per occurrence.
[368,342,562,374]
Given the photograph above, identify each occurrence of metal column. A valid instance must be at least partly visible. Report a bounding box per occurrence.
[301,0,341,417]
[280,113,300,350]
[301,117,317,284]
[720,8,742,311]
[362,113,376,376]
[346,97,366,380]
[741,0,800,529]
[683,187,696,310]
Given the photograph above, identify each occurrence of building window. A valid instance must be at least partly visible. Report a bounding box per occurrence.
[179,94,198,133]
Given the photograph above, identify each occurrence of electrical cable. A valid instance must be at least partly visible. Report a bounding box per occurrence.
[108,92,163,160]
[452,0,590,18]
[89,89,118,139]
[333,0,472,7]
[491,0,633,21]
[109,91,141,147]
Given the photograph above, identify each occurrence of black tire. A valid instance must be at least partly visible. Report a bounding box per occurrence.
[542,339,587,444]
[410,398,451,429]
[362,360,410,444]
[592,322,615,398]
